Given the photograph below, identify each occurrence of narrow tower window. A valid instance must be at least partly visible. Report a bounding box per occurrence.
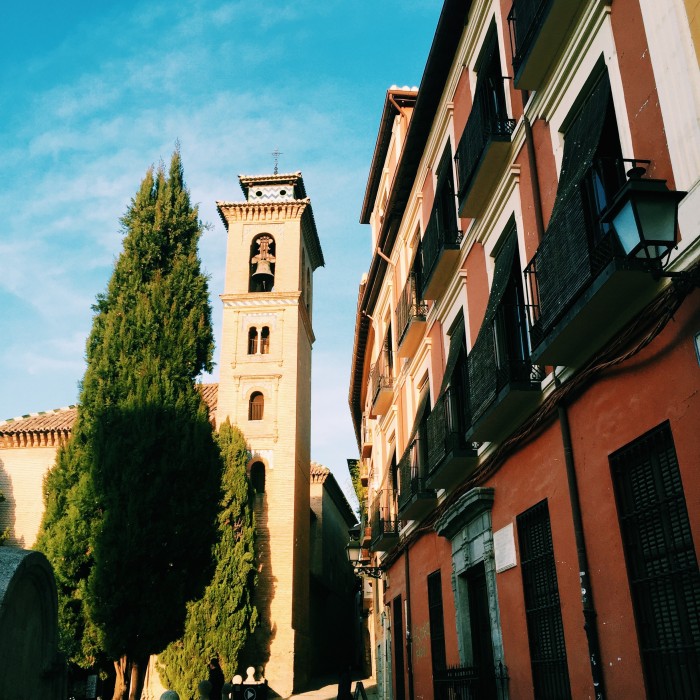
[260,326,270,354]
[249,392,264,420]
[248,327,259,354]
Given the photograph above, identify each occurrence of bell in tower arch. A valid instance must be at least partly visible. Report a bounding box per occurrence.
[250,234,276,292]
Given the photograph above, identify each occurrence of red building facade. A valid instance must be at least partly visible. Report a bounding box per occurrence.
[348,1,700,699]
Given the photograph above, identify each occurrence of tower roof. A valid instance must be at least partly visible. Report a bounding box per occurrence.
[238,172,308,200]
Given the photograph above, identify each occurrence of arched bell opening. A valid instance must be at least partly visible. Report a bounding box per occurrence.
[249,234,276,292]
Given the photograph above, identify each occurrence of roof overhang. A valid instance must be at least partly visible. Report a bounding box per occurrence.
[349,0,472,443]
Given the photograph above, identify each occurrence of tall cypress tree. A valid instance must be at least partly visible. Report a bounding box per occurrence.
[158,420,258,698]
[37,150,221,700]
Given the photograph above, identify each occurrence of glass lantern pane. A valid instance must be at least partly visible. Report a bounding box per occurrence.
[612,200,640,256]
[635,197,677,247]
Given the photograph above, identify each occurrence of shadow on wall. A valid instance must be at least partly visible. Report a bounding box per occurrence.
[242,490,277,688]
[0,457,23,547]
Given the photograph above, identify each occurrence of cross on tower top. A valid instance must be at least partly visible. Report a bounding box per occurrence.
[272,147,283,175]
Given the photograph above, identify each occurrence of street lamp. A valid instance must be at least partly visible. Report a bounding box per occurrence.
[602,160,686,269]
[346,526,383,579]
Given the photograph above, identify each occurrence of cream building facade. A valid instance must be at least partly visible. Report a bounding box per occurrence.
[215,172,324,696]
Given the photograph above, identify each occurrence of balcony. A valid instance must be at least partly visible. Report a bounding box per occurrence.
[396,272,428,359]
[361,422,374,458]
[466,304,543,443]
[421,208,462,301]
[426,387,478,491]
[360,460,369,486]
[370,493,399,552]
[508,0,588,90]
[456,79,515,218]
[525,188,663,368]
[368,343,394,417]
[397,434,437,521]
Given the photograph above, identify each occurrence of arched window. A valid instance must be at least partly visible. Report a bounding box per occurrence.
[250,461,265,494]
[249,234,276,292]
[248,327,258,354]
[260,326,270,354]
[249,391,264,420]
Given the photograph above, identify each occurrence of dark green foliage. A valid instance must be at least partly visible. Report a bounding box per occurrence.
[158,421,257,697]
[36,150,220,681]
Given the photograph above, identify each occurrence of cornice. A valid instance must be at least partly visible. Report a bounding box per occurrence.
[221,292,301,309]
[0,430,70,449]
[216,199,310,226]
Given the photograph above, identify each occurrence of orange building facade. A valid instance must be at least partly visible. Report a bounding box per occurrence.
[348,1,700,699]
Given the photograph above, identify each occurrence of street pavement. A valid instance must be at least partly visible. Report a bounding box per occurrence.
[286,676,378,700]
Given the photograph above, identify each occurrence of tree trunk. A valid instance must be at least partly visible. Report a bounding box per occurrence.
[128,656,149,700]
[113,656,128,700]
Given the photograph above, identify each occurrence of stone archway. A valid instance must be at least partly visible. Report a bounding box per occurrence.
[0,548,64,700]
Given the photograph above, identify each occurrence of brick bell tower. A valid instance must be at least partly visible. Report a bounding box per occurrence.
[216,171,324,696]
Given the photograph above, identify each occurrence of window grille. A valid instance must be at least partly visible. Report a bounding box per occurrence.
[517,499,572,699]
[610,421,700,699]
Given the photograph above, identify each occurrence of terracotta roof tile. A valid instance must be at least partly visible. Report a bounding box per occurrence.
[0,384,220,437]
[0,407,77,435]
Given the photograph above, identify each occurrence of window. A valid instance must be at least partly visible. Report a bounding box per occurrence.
[492,233,530,378]
[260,326,270,354]
[392,596,406,700]
[249,392,264,420]
[517,499,572,699]
[248,327,258,355]
[580,99,626,250]
[250,461,265,494]
[610,422,700,699]
[428,571,447,674]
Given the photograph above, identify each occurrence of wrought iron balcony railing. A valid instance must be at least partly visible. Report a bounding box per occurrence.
[421,206,462,300]
[396,272,428,349]
[468,302,543,427]
[434,662,509,700]
[426,386,471,476]
[507,0,548,75]
[455,78,515,201]
[524,165,639,353]
[397,434,433,514]
[368,341,394,412]
[370,491,399,550]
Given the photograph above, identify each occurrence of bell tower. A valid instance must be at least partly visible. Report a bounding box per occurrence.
[216,172,324,696]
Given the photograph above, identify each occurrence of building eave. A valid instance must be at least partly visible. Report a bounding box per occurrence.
[350,0,471,432]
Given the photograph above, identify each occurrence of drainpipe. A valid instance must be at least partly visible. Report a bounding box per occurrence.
[526,110,607,698]
[404,550,415,700]
[523,116,545,241]
[555,375,606,700]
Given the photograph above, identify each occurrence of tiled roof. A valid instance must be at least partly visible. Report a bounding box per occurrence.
[310,462,330,482]
[0,384,219,443]
[0,406,78,435]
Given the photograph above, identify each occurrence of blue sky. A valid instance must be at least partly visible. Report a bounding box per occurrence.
[0,1,440,497]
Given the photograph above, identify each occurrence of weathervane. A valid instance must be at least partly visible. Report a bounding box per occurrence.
[272,147,283,175]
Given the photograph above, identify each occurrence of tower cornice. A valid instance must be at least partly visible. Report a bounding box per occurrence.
[216,199,310,225]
